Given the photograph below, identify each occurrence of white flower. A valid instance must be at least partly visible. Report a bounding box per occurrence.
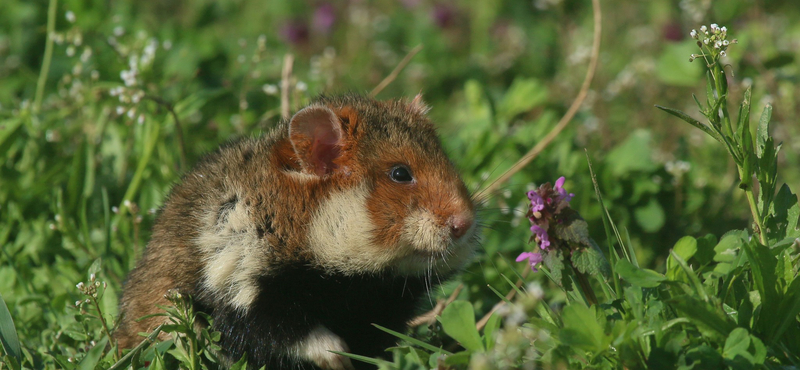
[690,29,697,38]
[721,26,727,33]
[80,47,92,62]
[720,50,727,57]
[65,11,76,23]
[116,106,125,115]
[66,46,75,57]
[703,39,710,44]
[262,84,278,95]
[723,40,729,46]
[113,26,124,36]
[700,25,707,33]
[710,23,719,32]
[76,282,84,289]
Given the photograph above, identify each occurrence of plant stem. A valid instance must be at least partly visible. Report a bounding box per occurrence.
[34,0,58,114]
[712,58,767,244]
[744,186,767,244]
[92,296,118,360]
[712,63,733,140]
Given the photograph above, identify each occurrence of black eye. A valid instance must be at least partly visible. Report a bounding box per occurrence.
[389,165,414,183]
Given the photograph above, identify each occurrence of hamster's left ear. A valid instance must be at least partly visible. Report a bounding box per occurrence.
[408,93,430,115]
[288,105,345,176]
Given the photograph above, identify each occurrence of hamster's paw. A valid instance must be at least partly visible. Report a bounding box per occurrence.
[295,326,355,370]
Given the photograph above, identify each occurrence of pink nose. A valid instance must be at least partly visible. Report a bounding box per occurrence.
[449,214,473,239]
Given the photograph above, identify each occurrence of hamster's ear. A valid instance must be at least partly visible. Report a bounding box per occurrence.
[288,105,344,176]
[408,93,430,115]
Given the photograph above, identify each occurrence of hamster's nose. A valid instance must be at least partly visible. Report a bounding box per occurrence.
[449,213,473,239]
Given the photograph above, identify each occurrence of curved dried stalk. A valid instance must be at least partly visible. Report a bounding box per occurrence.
[476,0,602,203]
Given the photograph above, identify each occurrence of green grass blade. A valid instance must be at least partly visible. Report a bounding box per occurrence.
[372,324,453,355]
[329,350,387,366]
[78,337,108,370]
[0,293,22,363]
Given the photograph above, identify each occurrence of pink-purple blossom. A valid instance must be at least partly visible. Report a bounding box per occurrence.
[527,190,546,213]
[530,225,550,249]
[516,251,543,272]
[518,176,574,271]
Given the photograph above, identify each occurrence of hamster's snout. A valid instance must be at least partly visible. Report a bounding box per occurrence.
[449,212,473,240]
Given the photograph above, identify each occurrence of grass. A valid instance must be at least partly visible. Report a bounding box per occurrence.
[1,0,800,369]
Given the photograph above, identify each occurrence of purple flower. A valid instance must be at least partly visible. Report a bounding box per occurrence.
[527,190,546,213]
[530,225,550,249]
[554,176,574,203]
[280,20,309,45]
[312,3,336,34]
[432,4,456,28]
[516,251,543,272]
[553,176,574,212]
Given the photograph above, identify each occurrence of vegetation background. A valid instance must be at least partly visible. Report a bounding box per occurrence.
[1,0,799,368]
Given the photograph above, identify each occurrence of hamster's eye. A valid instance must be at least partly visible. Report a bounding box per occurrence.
[389,165,414,183]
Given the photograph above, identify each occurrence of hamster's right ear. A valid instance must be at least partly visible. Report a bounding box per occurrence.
[288,105,345,176]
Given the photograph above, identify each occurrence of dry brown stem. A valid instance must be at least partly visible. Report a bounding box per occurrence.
[476,0,602,203]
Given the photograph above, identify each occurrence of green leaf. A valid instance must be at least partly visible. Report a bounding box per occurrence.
[0,293,21,363]
[482,313,501,351]
[770,277,800,345]
[694,234,717,265]
[756,104,772,158]
[438,301,484,352]
[497,78,547,120]
[668,295,735,338]
[78,337,108,370]
[768,184,799,241]
[0,118,23,160]
[669,250,708,302]
[571,246,609,278]
[735,87,752,149]
[723,328,750,358]
[605,129,658,176]
[229,354,248,370]
[655,105,724,144]
[615,259,665,288]
[682,344,723,369]
[668,236,697,281]
[443,351,471,366]
[634,199,665,233]
[559,304,606,353]
[741,239,781,338]
[543,249,567,288]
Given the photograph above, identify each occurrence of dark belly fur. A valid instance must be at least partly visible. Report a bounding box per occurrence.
[195,265,429,370]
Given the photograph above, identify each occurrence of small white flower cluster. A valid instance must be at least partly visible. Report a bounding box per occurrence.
[109,86,146,124]
[75,273,106,305]
[689,23,736,62]
[120,55,139,86]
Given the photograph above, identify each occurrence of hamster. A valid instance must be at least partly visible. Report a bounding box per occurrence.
[114,94,479,370]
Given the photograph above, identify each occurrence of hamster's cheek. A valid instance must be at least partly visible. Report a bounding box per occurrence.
[306,184,397,275]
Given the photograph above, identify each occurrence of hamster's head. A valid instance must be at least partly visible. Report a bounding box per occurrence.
[287,95,478,277]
